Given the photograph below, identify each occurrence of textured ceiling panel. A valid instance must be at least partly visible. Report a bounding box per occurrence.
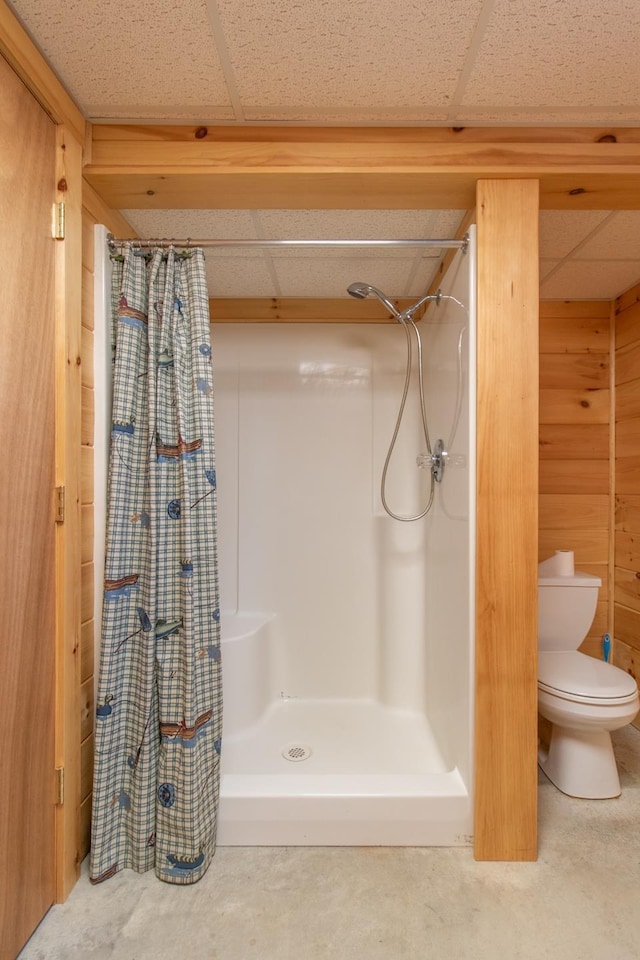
[461,0,640,110]
[272,257,415,298]
[538,211,613,260]
[120,210,259,256]
[572,211,640,261]
[215,0,483,109]
[407,261,442,297]
[205,257,277,297]
[9,0,232,117]
[540,260,640,300]
[540,260,562,281]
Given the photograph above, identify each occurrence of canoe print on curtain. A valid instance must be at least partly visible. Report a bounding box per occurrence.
[90,246,222,885]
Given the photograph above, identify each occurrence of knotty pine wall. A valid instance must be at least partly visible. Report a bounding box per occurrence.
[79,205,96,858]
[613,283,640,727]
[539,301,613,658]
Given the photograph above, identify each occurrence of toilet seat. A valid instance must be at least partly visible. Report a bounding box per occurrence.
[539,651,638,706]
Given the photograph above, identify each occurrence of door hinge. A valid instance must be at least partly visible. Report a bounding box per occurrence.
[53,201,65,240]
[55,485,65,523]
[55,767,64,806]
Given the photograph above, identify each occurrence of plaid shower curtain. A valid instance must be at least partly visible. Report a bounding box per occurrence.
[90,247,222,885]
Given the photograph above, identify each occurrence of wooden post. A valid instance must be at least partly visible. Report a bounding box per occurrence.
[474,179,540,861]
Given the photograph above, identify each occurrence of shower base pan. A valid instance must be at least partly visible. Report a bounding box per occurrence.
[217,697,471,846]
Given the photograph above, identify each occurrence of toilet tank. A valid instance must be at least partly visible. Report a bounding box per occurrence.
[538,551,601,651]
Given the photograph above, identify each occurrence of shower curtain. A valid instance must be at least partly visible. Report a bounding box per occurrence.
[90,247,222,885]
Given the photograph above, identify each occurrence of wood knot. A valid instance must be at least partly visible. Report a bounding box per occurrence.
[57,178,67,192]
[451,127,465,133]
[195,127,208,139]
[569,187,586,196]
[596,134,617,143]
[580,400,590,408]
[146,189,155,196]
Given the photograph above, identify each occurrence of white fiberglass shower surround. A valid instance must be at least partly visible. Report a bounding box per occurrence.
[93,226,476,848]
[215,231,476,846]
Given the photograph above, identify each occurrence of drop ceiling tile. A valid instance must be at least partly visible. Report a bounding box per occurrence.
[540,261,640,300]
[539,211,613,260]
[9,0,232,118]
[205,257,277,297]
[119,210,259,256]
[407,261,442,297]
[461,0,640,109]
[573,211,640,261]
[216,0,483,109]
[540,260,562,281]
[257,210,465,258]
[243,106,451,122]
[272,257,415,298]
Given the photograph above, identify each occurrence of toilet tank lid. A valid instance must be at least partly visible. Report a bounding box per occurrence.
[538,572,601,587]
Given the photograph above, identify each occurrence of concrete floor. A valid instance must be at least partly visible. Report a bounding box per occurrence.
[20,726,640,960]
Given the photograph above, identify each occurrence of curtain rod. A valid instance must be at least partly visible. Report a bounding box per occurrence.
[106,233,468,251]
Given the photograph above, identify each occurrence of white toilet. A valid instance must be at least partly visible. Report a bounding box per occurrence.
[538,550,639,799]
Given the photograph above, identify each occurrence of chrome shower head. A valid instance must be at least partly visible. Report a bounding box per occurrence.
[346,282,402,320]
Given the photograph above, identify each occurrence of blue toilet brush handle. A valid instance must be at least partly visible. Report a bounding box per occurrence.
[603,633,611,663]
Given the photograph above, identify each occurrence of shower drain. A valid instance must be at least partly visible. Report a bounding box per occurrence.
[282,744,312,762]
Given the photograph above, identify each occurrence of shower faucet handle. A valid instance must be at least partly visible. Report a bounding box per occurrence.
[416,439,447,482]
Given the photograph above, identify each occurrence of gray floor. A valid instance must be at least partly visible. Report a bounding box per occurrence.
[20,727,640,960]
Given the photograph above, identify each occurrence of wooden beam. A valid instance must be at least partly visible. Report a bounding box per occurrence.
[85,128,640,210]
[54,128,83,899]
[208,297,424,323]
[82,180,137,238]
[474,179,539,861]
[92,124,640,144]
[0,0,85,144]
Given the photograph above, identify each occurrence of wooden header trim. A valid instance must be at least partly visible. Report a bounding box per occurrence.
[84,130,640,210]
[0,0,85,144]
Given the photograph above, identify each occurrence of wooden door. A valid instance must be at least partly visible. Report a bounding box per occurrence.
[0,54,57,959]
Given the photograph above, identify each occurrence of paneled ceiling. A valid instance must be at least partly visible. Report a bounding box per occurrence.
[9,0,640,299]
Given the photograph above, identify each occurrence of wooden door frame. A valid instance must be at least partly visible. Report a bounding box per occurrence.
[1,0,85,901]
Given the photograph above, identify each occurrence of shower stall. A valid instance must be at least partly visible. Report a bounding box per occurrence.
[215,229,476,845]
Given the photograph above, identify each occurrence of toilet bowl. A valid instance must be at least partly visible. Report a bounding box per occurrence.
[538,551,639,799]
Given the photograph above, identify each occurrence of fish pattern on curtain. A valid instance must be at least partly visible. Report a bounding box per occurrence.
[90,247,222,885]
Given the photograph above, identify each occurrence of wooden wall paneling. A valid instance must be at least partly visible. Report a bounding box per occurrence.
[617,417,640,457]
[80,620,94,685]
[79,205,96,863]
[616,495,640,532]
[475,179,539,861]
[79,796,92,867]
[539,494,609,530]
[539,300,613,662]
[540,301,611,319]
[615,339,640,386]
[615,604,640,650]
[54,128,83,900]
[615,300,640,349]
[538,529,609,563]
[616,380,640,421]
[80,734,94,804]
[539,424,609,460]
[538,353,609,390]
[613,281,640,708]
[538,460,609,495]
[539,388,609,424]
[539,316,610,354]
[616,531,640,569]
